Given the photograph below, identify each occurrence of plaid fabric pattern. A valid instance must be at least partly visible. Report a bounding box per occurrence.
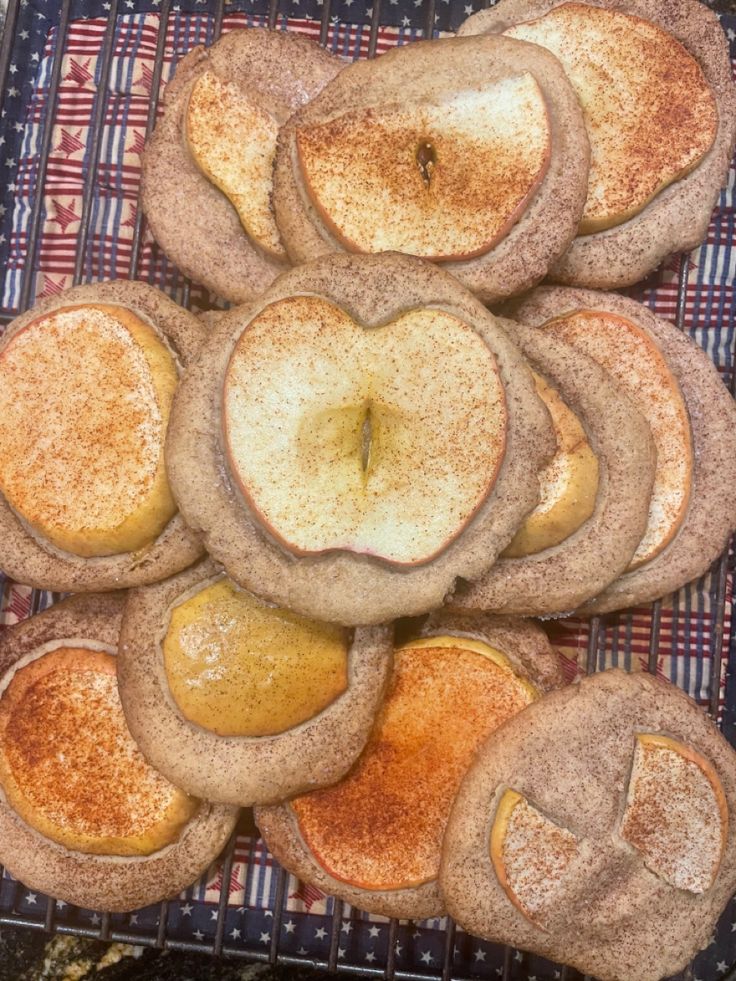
[0,3,735,978]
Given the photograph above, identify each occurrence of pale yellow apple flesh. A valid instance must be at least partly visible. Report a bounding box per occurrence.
[621,733,728,893]
[540,310,692,570]
[296,74,551,260]
[490,788,579,925]
[0,647,197,856]
[503,2,718,233]
[0,304,179,557]
[163,578,349,737]
[503,371,598,558]
[186,70,286,259]
[291,637,538,890]
[222,295,507,566]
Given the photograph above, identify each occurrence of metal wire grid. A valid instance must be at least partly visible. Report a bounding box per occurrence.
[0,0,733,977]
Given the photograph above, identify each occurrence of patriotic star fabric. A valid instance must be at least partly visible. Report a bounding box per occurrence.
[0,2,735,978]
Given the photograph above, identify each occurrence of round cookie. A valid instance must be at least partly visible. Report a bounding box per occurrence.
[256,612,565,920]
[272,35,589,303]
[459,0,736,289]
[509,286,736,614]
[0,594,238,912]
[141,29,342,303]
[440,668,736,981]
[0,281,205,592]
[165,252,555,626]
[449,318,656,617]
[118,559,393,805]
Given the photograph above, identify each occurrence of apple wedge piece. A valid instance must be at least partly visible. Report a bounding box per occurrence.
[222,294,507,566]
[186,70,286,260]
[541,310,692,570]
[490,788,579,926]
[622,734,728,893]
[295,73,551,260]
[0,303,178,557]
[502,2,718,234]
[503,371,598,558]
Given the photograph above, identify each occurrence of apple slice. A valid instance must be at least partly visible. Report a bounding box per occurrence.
[0,647,197,856]
[0,304,179,557]
[222,294,507,566]
[186,71,286,260]
[541,310,692,570]
[296,73,551,260]
[621,734,728,893]
[503,371,598,558]
[503,3,718,234]
[163,578,348,737]
[291,637,539,890]
[490,788,579,925]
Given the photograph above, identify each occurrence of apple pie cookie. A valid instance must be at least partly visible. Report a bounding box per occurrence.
[508,286,736,614]
[166,252,555,625]
[272,35,589,303]
[0,594,238,912]
[141,29,342,303]
[256,611,564,920]
[118,558,392,805]
[459,0,736,289]
[0,281,205,592]
[450,319,656,617]
[441,668,736,981]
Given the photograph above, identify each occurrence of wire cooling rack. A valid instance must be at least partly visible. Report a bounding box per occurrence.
[0,0,735,978]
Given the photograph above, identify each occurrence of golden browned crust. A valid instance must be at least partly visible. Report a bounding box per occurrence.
[0,281,206,592]
[511,287,736,613]
[448,319,656,616]
[141,29,342,304]
[0,595,238,912]
[273,35,589,303]
[459,0,736,289]
[440,669,736,981]
[165,252,555,625]
[118,559,393,805]
[257,613,564,920]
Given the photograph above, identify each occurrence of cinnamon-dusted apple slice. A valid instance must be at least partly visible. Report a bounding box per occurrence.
[440,669,736,981]
[274,35,589,303]
[166,253,555,625]
[449,319,655,617]
[297,74,551,260]
[0,281,204,592]
[0,595,237,912]
[622,734,729,894]
[222,295,506,565]
[508,287,736,614]
[117,559,392,805]
[490,789,580,927]
[460,0,736,288]
[186,70,285,260]
[256,612,564,919]
[142,29,342,303]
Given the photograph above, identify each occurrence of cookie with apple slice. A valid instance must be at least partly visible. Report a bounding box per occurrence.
[256,611,565,920]
[117,558,393,805]
[141,29,342,304]
[0,281,205,592]
[0,594,238,912]
[440,668,736,981]
[449,316,656,617]
[459,0,736,289]
[273,35,589,304]
[165,252,555,626]
[502,286,736,614]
